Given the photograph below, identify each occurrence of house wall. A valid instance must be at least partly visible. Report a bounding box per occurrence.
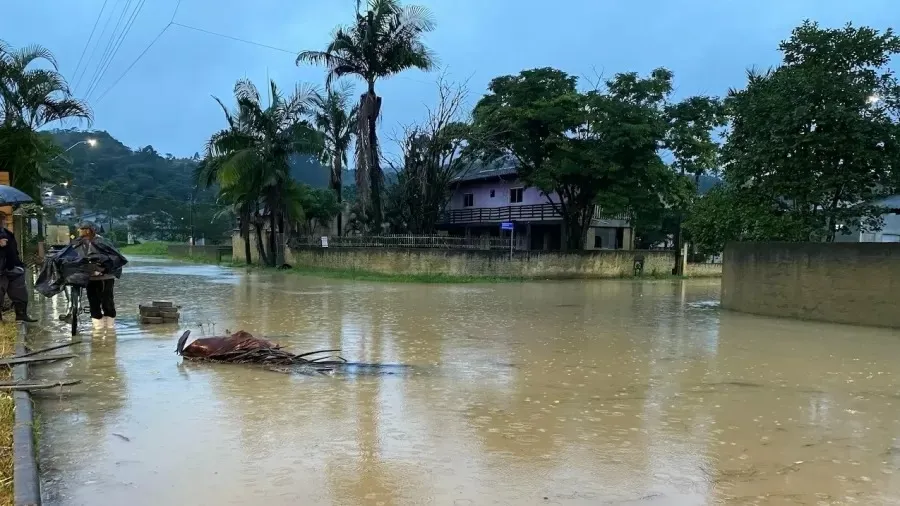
[449,179,560,210]
[834,213,900,243]
[721,242,900,328]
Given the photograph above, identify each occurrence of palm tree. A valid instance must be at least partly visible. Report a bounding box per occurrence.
[198,78,321,266]
[308,81,358,236]
[0,40,92,129]
[0,40,91,203]
[297,0,436,230]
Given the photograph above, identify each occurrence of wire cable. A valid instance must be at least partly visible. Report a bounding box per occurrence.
[93,0,183,104]
[84,0,144,100]
[70,0,110,86]
[85,0,147,100]
[171,22,295,55]
[93,23,172,105]
[73,0,123,93]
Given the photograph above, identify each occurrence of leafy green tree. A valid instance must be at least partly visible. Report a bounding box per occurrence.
[308,82,358,235]
[471,67,674,251]
[296,185,341,235]
[718,21,900,244]
[664,95,725,270]
[298,0,437,229]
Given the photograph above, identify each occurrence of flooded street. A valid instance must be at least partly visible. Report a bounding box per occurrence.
[28,257,900,505]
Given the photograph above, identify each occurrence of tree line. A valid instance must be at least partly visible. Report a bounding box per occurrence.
[3,1,899,263]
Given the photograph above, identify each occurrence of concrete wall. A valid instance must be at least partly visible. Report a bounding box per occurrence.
[285,247,674,278]
[721,242,900,328]
[233,232,720,278]
[168,244,233,263]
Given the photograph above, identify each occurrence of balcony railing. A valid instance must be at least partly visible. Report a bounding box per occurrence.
[438,203,629,225]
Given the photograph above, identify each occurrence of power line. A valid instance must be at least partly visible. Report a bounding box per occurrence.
[70,0,110,86]
[168,22,433,86]
[93,0,183,104]
[85,0,148,101]
[171,22,295,55]
[84,0,145,100]
[94,24,172,105]
[73,0,124,93]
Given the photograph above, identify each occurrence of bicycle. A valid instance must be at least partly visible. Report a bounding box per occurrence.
[59,284,89,336]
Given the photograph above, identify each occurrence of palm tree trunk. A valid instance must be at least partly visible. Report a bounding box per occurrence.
[367,97,382,230]
[268,211,277,267]
[332,156,343,236]
[253,220,269,266]
[240,209,251,265]
[355,94,372,214]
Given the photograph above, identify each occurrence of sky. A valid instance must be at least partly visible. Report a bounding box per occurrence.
[2,0,897,159]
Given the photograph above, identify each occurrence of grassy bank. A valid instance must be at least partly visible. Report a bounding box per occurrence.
[0,315,16,506]
[119,241,171,256]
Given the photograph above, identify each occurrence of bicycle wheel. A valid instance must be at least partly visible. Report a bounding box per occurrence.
[70,286,81,336]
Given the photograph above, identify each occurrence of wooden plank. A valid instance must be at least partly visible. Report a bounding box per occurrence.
[140,316,164,324]
[0,354,77,366]
[0,380,81,390]
[151,301,174,308]
[19,340,82,358]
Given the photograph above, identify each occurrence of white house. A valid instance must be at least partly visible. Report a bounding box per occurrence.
[835,195,900,243]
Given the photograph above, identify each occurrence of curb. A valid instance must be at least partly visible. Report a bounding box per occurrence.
[12,322,40,506]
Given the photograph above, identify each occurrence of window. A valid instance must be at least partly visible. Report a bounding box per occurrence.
[463,193,474,207]
[489,189,495,198]
[509,187,524,204]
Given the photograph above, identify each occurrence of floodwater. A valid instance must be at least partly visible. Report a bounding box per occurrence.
[27,257,900,505]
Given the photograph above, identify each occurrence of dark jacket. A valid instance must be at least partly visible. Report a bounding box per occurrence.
[0,228,24,270]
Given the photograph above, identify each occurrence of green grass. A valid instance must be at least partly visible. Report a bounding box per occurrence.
[0,315,16,506]
[120,241,171,256]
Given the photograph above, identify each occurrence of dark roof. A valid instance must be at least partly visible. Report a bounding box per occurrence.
[451,155,520,184]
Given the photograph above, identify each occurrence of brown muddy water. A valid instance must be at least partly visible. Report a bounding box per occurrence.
[25,257,900,505]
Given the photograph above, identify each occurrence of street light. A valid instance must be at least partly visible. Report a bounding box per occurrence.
[51,138,98,161]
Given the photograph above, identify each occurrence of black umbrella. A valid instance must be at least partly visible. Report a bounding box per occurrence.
[0,185,33,205]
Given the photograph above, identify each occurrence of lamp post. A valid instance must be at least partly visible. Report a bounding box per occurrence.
[51,138,97,161]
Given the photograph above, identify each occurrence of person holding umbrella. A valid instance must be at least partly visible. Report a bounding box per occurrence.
[0,211,37,322]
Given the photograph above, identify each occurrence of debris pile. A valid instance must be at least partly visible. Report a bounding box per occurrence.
[175,330,345,367]
[140,301,180,324]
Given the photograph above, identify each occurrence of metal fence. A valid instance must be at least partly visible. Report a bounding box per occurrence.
[291,234,522,250]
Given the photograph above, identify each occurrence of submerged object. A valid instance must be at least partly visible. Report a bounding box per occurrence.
[176,330,345,366]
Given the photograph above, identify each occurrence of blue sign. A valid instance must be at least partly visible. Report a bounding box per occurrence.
[500,221,514,231]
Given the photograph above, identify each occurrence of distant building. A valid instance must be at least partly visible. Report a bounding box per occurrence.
[835,195,900,243]
[437,158,633,251]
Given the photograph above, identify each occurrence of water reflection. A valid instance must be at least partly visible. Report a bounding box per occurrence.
[31,257,900,505]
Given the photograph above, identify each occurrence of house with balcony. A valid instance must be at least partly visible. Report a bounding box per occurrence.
[437,159,633,250]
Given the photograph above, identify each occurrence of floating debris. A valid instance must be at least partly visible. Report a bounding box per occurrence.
[176,330,345,370]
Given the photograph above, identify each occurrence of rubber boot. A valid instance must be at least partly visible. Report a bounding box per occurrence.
[103,317,116,330]
[14,304,37,323]
[92,318,105,332]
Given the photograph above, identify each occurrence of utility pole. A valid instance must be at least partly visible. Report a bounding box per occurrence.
[189,185,197,246]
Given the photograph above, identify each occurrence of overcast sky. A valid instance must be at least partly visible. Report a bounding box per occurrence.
[2,0,896,158]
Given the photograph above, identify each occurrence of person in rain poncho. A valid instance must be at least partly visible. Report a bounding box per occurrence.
[78,222,120,331]
[0,212,36,322]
